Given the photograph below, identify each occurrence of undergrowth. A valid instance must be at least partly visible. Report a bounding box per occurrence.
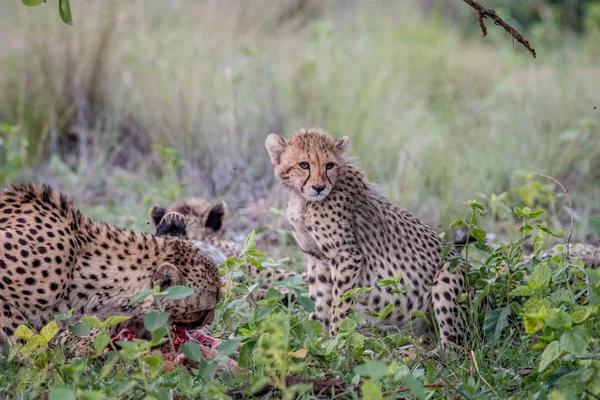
[1,179,599,399]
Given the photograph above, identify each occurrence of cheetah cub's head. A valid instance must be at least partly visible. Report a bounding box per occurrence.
[265,128,349,201]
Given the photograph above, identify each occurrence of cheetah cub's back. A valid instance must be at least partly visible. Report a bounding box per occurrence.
[266,128,465,345]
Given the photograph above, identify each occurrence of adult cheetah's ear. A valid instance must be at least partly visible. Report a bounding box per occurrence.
[156,212,187,238]
[153,263,184,290]
[334,136,350,153]
[265,133,287,166]
[150,206,167,227]
[205,201,226,232]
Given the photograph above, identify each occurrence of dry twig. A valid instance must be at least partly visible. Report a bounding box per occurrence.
[462,0,537,58]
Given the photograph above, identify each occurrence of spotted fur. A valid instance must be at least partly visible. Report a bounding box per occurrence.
[150,198,306,289]
[266,128,466,344]
[0,184,219,350]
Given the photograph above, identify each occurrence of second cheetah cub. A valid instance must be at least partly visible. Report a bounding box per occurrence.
[265,128,466,345]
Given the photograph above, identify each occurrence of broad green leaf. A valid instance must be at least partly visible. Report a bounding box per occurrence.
[339,318,358,333]
[471,227,487,241]
[180,342,201,362]
[529,262,551,291]
[102,315,131,329]
[198,360,218,380]
[40,321,59,342]
[22,0,46,6]
[333,287,373,308]
[237,340,257,369]
[376,275,402,287]
[7,343,23,362]
[49,387,76,400]
[545,309,572,330]
[258,288,284,305]
[355,360,389,379]
[572,307,594,324]
[524,298,551,314]
[218,338,242,356]
[93,333,111,355]
[559,326,590,357]
[484,307,511,344]
[20,336,42,357]
[100,352,119,379]
[53,309,74,321]
[401,374,425,400]
[361,380,383,400]
[70,322,91,337]
[410,310,430,324]
[510,285,535,297]
[80,317,102,329]
[114,380,137,396]
[58,0,73,25]
[243,230,257,253]
[164,285,194,300]
[296,295,315,312]
[530,209,545,219]
[79,391,104,400]
[144,311,169,332]
[377,303,394,322]
[15,325,34,341]
[128,289,154,306]
[449,258,462,273]
[539,341,562,372]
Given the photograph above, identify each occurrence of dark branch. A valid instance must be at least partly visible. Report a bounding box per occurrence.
[462,0,537,58]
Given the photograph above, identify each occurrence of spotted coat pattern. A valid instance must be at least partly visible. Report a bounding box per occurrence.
[0,184,219,348]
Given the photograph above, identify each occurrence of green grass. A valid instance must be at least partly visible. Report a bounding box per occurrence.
[0,0,599,236]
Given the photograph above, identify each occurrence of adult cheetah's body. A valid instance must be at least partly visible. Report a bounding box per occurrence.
[0,184,219,346]
[266,128,465,344]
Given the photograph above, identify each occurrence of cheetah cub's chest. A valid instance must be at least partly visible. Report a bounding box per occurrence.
[286,197,322,257]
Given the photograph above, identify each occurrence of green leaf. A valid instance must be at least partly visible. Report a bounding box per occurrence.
[100,352,119,379]
[471,227,487,241]
[53,308,74,321]
[22,0,46,6]
[218,338,242,356]
[539,341,562,372]
[49,387,76,400]
[70,322,91,337]
[338,318,358,333]
[128,289,154,306]
[400,374,425,400]
[7,343,23,362]
[238,340,257,369]
[449,218,465,228]
[180,342,201,362]
[40,321,59,342]
[114,380,136,396]
[529,209,545,219]
[198,360,218,380]
[296,295,315,312]
[591,216,600,239]
[440,242,453,263]
[376,274,402,287]
[410,310,430,324]
[559,326,590,357]
[355,360,389,379]
[258,288,284,305]
[333,287,373,308]
[377,303,394,322]
[449,257,462,273]
[93,333,111,355]
[80,317,102,329]
[529,262,551,291]
[79,391,104,400]
[58,0,73,25]
[144,312,169,332]
[483,307,511,344]
[102,315,131,329]
[510,285,535,297]
[243,230,257,254]
[164,285,194,300]
[545,309,572,330]
[572,307,595,324]
[21,336,42,357]
[15,325,34,341]
[361,380,383,400]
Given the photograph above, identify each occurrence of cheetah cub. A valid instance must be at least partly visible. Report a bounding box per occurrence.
[265,128,466,345]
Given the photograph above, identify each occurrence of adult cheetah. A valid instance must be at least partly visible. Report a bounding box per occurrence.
[0,184,219,348]
[266,128,465,344]
[150,198,305,289]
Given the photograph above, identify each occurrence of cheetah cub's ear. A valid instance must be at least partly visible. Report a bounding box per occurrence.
[205,201,226,232]
[150,206,168,227]
[334,136,350,153]
[155,212,187,238]
[265,133,287,166]
[153,262,184,290]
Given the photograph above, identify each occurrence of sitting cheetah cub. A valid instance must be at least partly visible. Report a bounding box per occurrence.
[265,128,465,345]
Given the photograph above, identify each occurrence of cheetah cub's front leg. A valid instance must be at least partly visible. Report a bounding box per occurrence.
[306,257,333,332]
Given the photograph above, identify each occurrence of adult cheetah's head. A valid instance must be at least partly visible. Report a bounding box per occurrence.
[265,128,349,201]
[150,198,226,241]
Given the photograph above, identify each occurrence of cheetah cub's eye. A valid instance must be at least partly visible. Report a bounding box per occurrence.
[298,162,309,170]
[326,162,335,170]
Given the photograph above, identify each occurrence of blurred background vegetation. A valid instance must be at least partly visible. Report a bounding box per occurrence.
[0,0,598,241]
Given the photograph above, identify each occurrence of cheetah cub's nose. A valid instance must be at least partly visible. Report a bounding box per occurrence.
[312,184,326,194]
